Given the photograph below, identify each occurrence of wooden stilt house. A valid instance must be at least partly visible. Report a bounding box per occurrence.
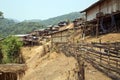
[50,23,74,45]
[81,0,120,37]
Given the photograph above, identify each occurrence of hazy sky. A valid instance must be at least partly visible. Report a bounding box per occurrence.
[0,0,98,21]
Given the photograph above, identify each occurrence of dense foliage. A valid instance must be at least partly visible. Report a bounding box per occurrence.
[11,21,45,34]
[0,19,45,37]
[0,41,2,63]
[0,11,3,16]
[0,36,23,63]
[0,11,3,18]
[0,19,16,37]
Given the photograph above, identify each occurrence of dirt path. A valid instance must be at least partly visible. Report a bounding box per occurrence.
[85,62,112,80]
[20,37,115,80]
[21,46,79,80]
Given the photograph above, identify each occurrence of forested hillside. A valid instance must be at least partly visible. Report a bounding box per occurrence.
[0,12,81,37]
[0,19,16,37]
[0,19,45,37]
[11,22,45,34]
[41,12,81,26]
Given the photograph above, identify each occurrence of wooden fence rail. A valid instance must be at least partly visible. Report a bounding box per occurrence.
[58,42,120,80]
[78,42,120,80]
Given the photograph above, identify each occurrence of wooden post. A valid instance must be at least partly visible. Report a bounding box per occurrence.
[61,32,62,43]
[107,44,110,75]
[5,73,6,80]
[81,62,85,80]
[96,18,99,38]
[116,42,119,68]
[76,49,85,80]
[82,24,85,40]
[17,73,20,80]
[99,39,102,63]
[51,35,53,52]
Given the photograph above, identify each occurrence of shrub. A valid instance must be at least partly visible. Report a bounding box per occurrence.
[1,36,23,63]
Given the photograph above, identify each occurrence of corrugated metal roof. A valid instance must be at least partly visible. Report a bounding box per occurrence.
[14,34,30,37]
[81,0,105,13]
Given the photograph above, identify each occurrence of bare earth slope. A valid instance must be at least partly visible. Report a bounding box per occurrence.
[85,33,120,43]
[20,33,120,80]
[21,46,79,80]
[21,46,112,80]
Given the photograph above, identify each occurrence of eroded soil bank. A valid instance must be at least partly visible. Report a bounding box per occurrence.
[21,45,79,80]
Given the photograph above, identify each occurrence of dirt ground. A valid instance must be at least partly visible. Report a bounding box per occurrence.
[85,33,120,43]
[21,45,79,80]
[21,46,112,80]
[85,62,112,80]
[20,33,120,80]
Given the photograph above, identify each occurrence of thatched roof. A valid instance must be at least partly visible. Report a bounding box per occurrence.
[0,64,27,73]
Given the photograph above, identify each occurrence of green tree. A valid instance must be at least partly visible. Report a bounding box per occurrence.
[0,11,3,16]
[0,11,4,19]
[1,36,23,63]
[0,41,2,63]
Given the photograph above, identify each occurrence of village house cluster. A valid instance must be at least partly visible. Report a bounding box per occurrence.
[0,0,120,80]
[15,0,120,46]
[15,18,84,45]
[50,0,120,44]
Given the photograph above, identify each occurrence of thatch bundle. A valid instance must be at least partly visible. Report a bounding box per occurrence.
[0,64,26,73]
[0,64,26,80]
